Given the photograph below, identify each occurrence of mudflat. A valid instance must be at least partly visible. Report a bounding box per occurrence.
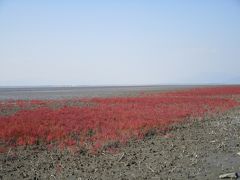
[0,85,205,100]
[1,85,240,179]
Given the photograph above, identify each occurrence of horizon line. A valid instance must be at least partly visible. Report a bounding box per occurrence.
[0,83,239,88]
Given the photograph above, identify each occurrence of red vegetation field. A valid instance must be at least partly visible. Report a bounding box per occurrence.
[0,86,240,151]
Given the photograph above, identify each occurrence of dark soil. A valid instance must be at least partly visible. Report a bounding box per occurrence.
[1,107,240,180]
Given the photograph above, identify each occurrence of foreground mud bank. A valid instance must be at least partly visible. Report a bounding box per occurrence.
[1,107,240,179]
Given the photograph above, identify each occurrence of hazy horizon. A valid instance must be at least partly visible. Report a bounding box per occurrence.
[1,0,240,86]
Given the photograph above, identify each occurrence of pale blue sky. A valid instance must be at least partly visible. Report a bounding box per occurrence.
[0,0,240,86]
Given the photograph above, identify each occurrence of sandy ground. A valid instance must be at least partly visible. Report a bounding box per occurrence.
[1,107,240,179]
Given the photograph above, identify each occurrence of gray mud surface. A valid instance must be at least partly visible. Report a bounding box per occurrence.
[0,85,207,100]
[1,107,240,180]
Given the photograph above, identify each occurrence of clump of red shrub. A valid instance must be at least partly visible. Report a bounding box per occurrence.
[0,86,240,151]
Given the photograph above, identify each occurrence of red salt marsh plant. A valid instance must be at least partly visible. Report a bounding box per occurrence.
[0,86,239,151]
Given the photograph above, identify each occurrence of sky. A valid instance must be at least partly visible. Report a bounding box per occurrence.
[0,0,240,86]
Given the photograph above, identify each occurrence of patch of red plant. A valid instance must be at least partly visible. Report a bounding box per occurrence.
[0,86,240,151]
